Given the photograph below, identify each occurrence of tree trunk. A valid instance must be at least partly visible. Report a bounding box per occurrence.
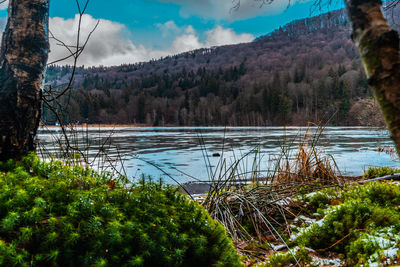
[345,0,400,156]
[0,0,49,161]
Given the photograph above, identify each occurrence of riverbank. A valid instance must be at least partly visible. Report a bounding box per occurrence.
[181,175,363,195]
[205,167,400,266]
[6,135,400,266]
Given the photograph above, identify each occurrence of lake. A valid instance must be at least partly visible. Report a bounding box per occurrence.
[37,126,400,184]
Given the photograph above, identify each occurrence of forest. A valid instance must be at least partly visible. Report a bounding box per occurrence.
[44,9,386,126]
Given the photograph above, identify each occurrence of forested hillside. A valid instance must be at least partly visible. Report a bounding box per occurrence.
[44,9,389,126]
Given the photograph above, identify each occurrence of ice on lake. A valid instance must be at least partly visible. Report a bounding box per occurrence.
[37,126,400,184]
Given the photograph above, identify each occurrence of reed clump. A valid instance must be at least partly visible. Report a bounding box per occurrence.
[200,126,345,265]
[272,126,342,185]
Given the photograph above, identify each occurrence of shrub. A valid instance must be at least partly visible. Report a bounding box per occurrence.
[0,153,241,266]
[305,186,343,213]
[343,181,400,207]
[297,200,374,252]
[296,182,400,265]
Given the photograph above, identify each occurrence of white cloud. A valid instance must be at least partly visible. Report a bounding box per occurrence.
[49,15,254,66]
[169,25,254,53]
[205,26,254,47]
[170,29,202,53]
[157,0,310,20]
[0,13,254,66]
[49,14,167,66]
[156,20,180,37]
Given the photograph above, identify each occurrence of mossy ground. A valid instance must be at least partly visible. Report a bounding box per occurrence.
[239,167,400,266]
[0,153,241,266]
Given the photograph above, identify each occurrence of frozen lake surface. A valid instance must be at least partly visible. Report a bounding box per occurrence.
[37,126,400,184]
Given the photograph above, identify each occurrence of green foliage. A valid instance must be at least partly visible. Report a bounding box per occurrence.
[363,166,400,179]
[305,187,343,213]
[296,182,400,265]
[257,246,311,267]
[346,226,400,266]
[0,153,241,266]
[343,181,400,207]
[298,200,373,251]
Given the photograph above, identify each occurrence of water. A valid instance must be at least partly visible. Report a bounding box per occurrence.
[37,126,400,184]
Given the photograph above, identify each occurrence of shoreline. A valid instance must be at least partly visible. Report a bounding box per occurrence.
[40,123,149,128]
[39,124,386,128]
[181,176,363,195]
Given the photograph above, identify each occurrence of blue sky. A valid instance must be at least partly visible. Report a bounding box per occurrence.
[1,0,343,66]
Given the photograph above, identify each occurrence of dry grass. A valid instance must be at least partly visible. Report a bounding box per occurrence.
[272,126,343,185]
[201,125,343,264]
[198,125,345,266]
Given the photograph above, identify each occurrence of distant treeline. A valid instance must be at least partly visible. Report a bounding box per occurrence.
[44,9,387,126]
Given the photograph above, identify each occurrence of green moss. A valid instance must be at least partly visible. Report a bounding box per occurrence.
[0,153,241,266]
[295,182,400,266]
[308,192,331,211]
[297,186,344,218]
[359,40,381,78]
[257,246,311,267]
[346,226,400,266]
[363,166,400,179]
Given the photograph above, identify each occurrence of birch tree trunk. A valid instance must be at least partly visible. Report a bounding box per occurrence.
[345,0,400,156]
[0,0,49,161]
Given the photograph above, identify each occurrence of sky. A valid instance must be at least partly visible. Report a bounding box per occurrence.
[0,0,342,66]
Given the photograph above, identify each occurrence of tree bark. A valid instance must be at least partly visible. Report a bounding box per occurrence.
[345,0,400,156]
[0,0,49,161]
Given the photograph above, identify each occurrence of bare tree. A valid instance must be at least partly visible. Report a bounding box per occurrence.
[0,0,49,161]
[345,0,400,156]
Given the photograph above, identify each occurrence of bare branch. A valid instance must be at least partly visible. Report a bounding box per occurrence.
[41,0,100,161]
[45,0,99,102]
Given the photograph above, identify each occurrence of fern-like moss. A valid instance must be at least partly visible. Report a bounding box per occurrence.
[0,153,241,266]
